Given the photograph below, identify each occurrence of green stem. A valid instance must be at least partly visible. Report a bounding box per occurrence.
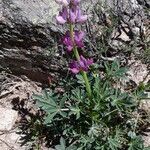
[69,23,92,98]
[81,71,92,98]
[69,24,80,59]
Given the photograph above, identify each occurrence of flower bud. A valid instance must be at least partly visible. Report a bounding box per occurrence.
[69,55,93,74]
[56,7,68,24]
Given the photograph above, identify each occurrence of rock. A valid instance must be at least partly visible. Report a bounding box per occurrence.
[0,106,18,131]
[0,0,148,83]
[0,131,27,150]
[143,132,150,147]
[87,0,147,52]
[0,0,59,47]
[127,58,150,85]
[104,0,145,50]
[0,0,62,83]
[0,72,42,109]
[137,0,150,8]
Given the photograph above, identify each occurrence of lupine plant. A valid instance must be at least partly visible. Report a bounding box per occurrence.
[33,0,149,149]
[56,0,93,99]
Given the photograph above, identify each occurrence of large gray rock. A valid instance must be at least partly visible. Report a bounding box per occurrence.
[0,0,62,83]
[94,0,146,50]
[0,0,148,83]
[0,106,18,131]
[1,0,59,45]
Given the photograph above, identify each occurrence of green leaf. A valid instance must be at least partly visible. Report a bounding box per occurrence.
[144,147,150,150]
[44,112,58,124]
[60,96,66,108]
[71,88,84,103]
[104,61,127,79]
[76,74,84,84]
[108,137,121,150]
[33,90,68,124]
[60,111,67,117]
[128,136,144,150]
[55,137,77,150]
[69,106,81,119]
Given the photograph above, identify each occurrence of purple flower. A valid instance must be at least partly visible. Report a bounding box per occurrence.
[69,7,87,23]
[62,30,85,51]
[62,31,74,52]
[69,55,93,74]
[56,7,68,24]
[56,2,87,24]
[74,30,85,48]
[76,8,88,23]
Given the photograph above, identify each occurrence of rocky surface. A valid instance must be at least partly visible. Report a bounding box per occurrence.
[0,0,149,83]
[88,0,148,51]
[0,130,26,150]
[0,73,41,150]
[0,0,61,83]
[0,72,58,149]
[127,57,150,84]
[0,106,18,131]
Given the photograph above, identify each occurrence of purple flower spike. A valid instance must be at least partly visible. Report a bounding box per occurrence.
[62,31,74,52]
[79,55,93,71]
[55,0,70,6]
[74,30,85,48]
[69,61,80,74]
[69,7,87,24]
[69,9,77,23]
[62,30,85,51]
[69,55,93,74]
[76,9,88,23]
[56,7,68,24]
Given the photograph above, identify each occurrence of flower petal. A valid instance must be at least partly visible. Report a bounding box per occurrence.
[69,10,76,23]
[56,15,66,24]
[87,58,93,65]
[74,31,84,48]
[69,61,79,74]
[70,68,79,74]
[75,31,85,40]
[78,31,85,40]
[67,45,74,51]
[77,15,87,23]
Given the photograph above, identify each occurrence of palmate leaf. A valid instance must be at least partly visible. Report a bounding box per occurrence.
[108,133,122,150]
[144,147,150,150]
[69,106,81,119]
[33,90,57,110]
[33,90,67,124]
[104,61,127,79]
[108,137,120,150]
[106,129,124,150]
[44,112,58,124]
[55,137,66,150]
[76,74,85,84]
[110,89,135,111]
[55,137,77,150]
[128,136,144,150]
